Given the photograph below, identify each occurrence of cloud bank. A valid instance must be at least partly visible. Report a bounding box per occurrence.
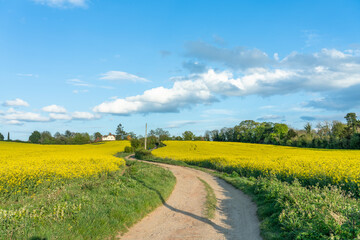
[94,47,360,115]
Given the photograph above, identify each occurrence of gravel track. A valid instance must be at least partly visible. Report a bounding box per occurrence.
[119,157,262,240]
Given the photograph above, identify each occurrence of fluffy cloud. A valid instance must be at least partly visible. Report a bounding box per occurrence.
[3,110,50,122]
[93,79,216,115]
[100,71,149,82]
[3,98,29,107]
[42,105,67,113]
[49,113,72,120]
[92,47,360,115]
[33,0,87,8]
[72,112,100,120]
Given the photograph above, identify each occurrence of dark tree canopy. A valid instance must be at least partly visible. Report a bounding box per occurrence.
[115,124,127,140]
[0,133,4,141]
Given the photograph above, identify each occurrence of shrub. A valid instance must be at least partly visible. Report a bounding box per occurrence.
[134,148,152,159]
[124,146,134,153]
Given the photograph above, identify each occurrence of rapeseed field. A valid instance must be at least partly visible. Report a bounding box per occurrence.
[0,141,129,194]
[153,141,360,193]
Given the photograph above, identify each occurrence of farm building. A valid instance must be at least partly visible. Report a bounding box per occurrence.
[102,133,116,141]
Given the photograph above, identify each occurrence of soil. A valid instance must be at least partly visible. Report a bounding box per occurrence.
[119,157,262,240]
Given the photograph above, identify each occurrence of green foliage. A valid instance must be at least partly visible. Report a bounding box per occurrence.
[205,113,360,149]
[182,131,195,141]
[198,178,216,219]
[27,130,92,145]
[115,124,127,140]
[0,133,4,141]
[134,148,153,159]
[29,131,41,143]
[124,146,135,153]
[0,160,176,239]
[130,136,164,150]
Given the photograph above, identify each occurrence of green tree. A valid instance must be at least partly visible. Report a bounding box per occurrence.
[0,133,4,141]
[94,132,102,140]
[182,131,195,141]
[304,123,312,135]
[115,124,127,140]
[29,131,41,143]
[40,131,53,144]
[345,113,358,134]
[7,132,10,141]
[273,123,289,140]
[64,130,73,138]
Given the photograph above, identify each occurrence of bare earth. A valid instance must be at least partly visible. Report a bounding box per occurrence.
[118,158,262,240]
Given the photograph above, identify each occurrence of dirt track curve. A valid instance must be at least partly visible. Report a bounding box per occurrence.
[118,156,262,240]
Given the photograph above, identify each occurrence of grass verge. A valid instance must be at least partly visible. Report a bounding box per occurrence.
[135,151,360,240]
[197,177,216,219]
[0,154,176,240]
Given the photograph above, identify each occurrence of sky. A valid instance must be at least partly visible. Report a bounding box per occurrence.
[1,0,360,140]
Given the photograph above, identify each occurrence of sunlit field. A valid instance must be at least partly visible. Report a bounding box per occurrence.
[153,141,360,194]
[0,141,130,194]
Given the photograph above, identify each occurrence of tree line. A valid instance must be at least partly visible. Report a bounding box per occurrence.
[2,112,359,149]
[203,113,360,149]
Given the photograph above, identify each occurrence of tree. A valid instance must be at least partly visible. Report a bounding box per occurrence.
[273,123,289,141]
[94,132,102,140]
[29,131,41,143]
[64,130,73,138]
[345,113,358,134]
[7,132,10,141]
[40,131,53,144]
[150,128,170,141]
[182,131,195,141]
[0,133,4,141]
[115,124,127,140]
[304,123,312,135]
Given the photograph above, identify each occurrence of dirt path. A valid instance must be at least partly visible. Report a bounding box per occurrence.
[118,157,262,240]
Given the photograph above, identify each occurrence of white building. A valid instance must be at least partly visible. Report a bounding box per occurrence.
[102,133,116,141]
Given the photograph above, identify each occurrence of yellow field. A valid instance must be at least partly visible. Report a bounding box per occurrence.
[0,141,130,193]
[153,141,360,192]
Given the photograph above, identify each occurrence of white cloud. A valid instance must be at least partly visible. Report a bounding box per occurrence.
[3,110,50,122]
[42,104,67,113]
[49,113,72,120]
[5,120,23,125]
[93,78,216,115]
[93,47,360,115]
[72,111,100,120]
[273,53,279,61]
[100,71,149,82]
[33,0,87,8]
[3,98,29,107]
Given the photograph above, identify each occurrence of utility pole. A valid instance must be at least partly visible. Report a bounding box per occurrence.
[144,123,147,150]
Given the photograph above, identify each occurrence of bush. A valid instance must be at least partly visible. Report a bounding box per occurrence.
[124,146,134,153]
[134,148,153,159]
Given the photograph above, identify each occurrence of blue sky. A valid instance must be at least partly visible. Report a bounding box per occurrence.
[1,0,360,140]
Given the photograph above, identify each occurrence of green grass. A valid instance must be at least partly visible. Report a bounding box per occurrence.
[0,156,176,240]
[197,177,216,219]
[135,150,360,240]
